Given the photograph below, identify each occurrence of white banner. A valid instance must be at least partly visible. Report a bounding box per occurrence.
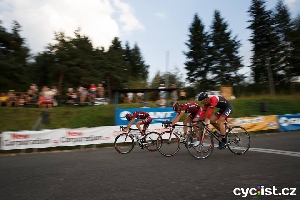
[0,124,168,150]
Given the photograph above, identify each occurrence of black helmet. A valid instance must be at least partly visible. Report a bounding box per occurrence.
[198,92,208,101]
[125,113,132,121]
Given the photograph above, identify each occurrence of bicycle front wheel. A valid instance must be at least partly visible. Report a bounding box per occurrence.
[114,133,134,154]
[157,131,180,157]
[226,126,250,155]
[186,131,214,159]
[144,132,161,152]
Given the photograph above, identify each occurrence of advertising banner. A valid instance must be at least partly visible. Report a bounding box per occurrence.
[115,107,176,125]
[278,114,300,131]
[0,124,165,150]
[229,115,279,132]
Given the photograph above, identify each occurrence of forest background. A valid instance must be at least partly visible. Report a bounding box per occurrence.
[0,0,299,102]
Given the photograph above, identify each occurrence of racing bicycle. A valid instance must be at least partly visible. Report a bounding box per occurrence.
[186,120,251,159]
[114,126,161,154]
[157,121,199,157]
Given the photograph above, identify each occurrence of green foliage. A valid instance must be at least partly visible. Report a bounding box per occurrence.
[209,10,244,86]
[0,20,31,92]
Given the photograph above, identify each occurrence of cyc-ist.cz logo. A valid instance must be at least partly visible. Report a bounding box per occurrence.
[233,185,297,197]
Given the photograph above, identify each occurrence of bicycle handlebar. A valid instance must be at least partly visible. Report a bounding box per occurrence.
[119,126,139,131]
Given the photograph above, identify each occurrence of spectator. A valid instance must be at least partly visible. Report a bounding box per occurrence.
[156,96,167,107]
[51,86,59,106]
[0,93,9,107]
[26,88,35,105]
[89,84,97,102]
[97,83,105,98]
[30,83,39,94]
[158,84,166,99]
[127,92,133,103]
[7,90,16,107]
[37,87,46,108]
[66,88,77,104]
[80,88,88,104]
[136,92,144,103]
[17,92,27,107]
[43,87,54,108]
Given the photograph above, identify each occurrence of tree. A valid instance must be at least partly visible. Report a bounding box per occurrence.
[123,41,149,88]
[184,14,210,89]
[289,15,300,81]
[271,0,298,87]
[0,20,31,92]
[247,0,279,88]
[209,10,244,86]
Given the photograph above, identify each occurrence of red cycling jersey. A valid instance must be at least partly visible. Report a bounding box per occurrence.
[131,111,152,125]
[180,102,201,114]
[200,95,233,119]
[132,111,150,119]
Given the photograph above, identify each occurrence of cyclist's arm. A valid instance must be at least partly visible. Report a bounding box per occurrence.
[171,111,185,126]
[199,104,208,119]
[124,118,135,132]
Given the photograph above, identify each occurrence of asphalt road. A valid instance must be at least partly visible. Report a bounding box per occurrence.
[0,131,299,200]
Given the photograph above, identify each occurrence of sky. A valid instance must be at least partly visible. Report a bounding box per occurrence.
[0,0,299,85]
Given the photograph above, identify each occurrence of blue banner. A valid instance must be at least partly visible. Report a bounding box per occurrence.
[115,107,177,125]
[277,114,300,131]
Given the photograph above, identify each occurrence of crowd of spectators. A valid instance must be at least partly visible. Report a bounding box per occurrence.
[0,83,106,108]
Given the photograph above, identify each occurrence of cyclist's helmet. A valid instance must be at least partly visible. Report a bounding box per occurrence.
[172,102,181,111]
[198,92,209,101]
[125,113,132,121]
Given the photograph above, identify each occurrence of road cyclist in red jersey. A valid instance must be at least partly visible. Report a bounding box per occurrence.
[197,92,234,149]
[123,110,152,144]
[169,102,203,146]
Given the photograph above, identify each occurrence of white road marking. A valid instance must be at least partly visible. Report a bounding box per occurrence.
[249,148,300,158]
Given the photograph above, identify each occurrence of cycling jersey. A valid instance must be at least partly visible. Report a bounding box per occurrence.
[180,102,202,119]
[132,111,150,119]
[200,95,233,119]
[132,111,152,125]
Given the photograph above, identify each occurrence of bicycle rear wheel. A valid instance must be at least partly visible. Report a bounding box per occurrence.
[226,126,250,155]
[144,132,161,152]
[186,130,214,159]
[157,131,180,157]
[114,133,134,154]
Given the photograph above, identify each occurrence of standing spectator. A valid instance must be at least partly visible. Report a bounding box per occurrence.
[30,83,39,94]
[156,96,167,107]
[66,88,76,104]
[89,84,97,102]
[43,87,54,108]
[51,86,59,106]
[136,92,144,103]
[158,84,166,99]
[37,87,47,108]
[97,83,105,98]
[80,88,88,104]
[127,92,133,103]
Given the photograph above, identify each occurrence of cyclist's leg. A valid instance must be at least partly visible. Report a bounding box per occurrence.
[191,117,200,138]
[182,115,192,136]
[135,120,144,134]
[141,116,152,134]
